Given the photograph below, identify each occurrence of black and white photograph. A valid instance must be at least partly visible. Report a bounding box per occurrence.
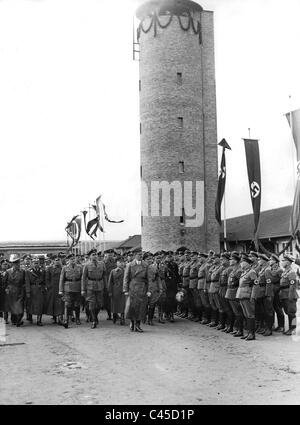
[0,0,300,409]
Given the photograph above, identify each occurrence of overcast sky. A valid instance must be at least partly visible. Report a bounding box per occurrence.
[0,0,299,242]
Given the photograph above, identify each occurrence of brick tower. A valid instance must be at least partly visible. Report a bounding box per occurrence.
[136,0,219,252]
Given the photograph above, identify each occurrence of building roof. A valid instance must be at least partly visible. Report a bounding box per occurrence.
[136,0,203,19]
[222,205,292,241]
[117,235,142,250]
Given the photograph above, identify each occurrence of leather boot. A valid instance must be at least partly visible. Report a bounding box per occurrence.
[263,316,273,336]
[129,320,134,332]
[158,312,165,323]
[241,318,249,339]
[234,318,244,337]
[217,313,226,330]
[27,314,33,323]
[208,310,217,327]
[135,320,143,332]
[16,314,24,327]
[120,313,125,326]
[63,307,70,328]
[37,315,43,326]
[75,307,81,325]
[245,318,256,341]
[284,316,296,335]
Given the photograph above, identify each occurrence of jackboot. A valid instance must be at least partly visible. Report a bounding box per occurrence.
[158,312,165,324]
[262,316,273,336]
[245,318,256,341]
[241,318,249,339]
[208,310,217,327]
[129,320,134,332]
[216,313,226,330]
[234,318,244,337]
[120,313,125,326]
[284,316,296,336]
[37,315,43,326]
[135,320,143,332]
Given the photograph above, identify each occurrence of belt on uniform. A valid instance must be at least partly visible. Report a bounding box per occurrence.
[183,275,189,278]
[280,285,289,290]
[65,279,80,282]
[211,280,219,283]
[88,278,101,281]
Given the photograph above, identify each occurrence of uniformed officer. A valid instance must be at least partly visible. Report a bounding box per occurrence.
[103,250,117,320]
[248,251,264,333]
[225,251,243,335]
[217,252,233,331]
[81,249,107,329]
[207,254,222,327]
[3,254,25,327]
[108,257,126,325]
[164,251,180,322]
[236,255,257,341]
[45,256,64,325]
[180,250,192,318]
[147,253,164,325]
[258,253,274,336]
[279,254,298,335]
[0,259,9,324]
[59,253,83,328]
[265,253,284,332]
[198,253,211,324]
[252,253,270,335]
[25,257,46,326]
[188,251,201,321]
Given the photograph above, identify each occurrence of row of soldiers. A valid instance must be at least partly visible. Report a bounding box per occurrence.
[0,249,179,330]
[0,247,298,336]
[176,249,299,339]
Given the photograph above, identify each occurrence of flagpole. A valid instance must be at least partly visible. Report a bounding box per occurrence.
[289,95,297,192]
[223,183,227,251]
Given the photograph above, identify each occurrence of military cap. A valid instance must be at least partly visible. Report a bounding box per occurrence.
[198,252,208,258]
[142,252,152,260]
[221,252,230,260]
[231,252,240,262]
[283,254,295,263]
[168,250,174,255]
[153,251,161,257]
[105,249,115,254]
[241,254,253,264]
[240,252,248,259]
[212,253,220,258]
[88,248,97,256]
[258,253,269,261]
[249,251,259,258]
[9,254,20,263]
[191,251,198,256]
[66,253,75,259]
[184,249,191,254]
[270,253,280,262]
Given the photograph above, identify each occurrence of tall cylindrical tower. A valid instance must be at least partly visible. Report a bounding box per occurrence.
[137,0,219,252]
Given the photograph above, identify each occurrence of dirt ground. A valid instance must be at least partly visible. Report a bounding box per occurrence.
[1,310,300,405]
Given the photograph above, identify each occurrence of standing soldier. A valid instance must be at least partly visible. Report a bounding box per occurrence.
[59,253,82,329]
[22,255,32,323]
[123,249,150,332]
[217,252,233,331]
[265,253,284,332]
[164,251,180,322]
[225,252,243,335]
[147,253,164,325]
[248,251,264,333]
[279,254,298,335]
[45,256,64,325]
[81,249,106,329]
[236,255,257,341]
[3,254,25,327]
[207,254,222,327]
[188,251,200,321]
[25,257,46,326]
[0,259,9,324]
[103,250,117,321]
[108,257,126,325]
[251,253,270,335]
[198,253,210,324]
[180,250,192,319]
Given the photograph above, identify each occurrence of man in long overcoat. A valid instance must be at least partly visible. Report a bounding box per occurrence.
[45,256,64,324]
[108,257,126,325]
[3,254,25,326]
[123,249,150,332]
[25,257,46,326]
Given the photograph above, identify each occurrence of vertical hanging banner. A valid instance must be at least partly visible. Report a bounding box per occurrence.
[215,138,231,225]
[243,139,261,236]
[286,108,300,236]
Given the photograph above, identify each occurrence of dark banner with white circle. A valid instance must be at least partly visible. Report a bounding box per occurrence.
[243,139,261,237]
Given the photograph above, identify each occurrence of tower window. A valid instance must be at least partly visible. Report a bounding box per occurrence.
[177,117,183,128]
[141,215,144,227]
[179,161,184,173]
[140,165,143,178]
[177,72,182,85]
[139,80,141,91]
[140,122,142,134]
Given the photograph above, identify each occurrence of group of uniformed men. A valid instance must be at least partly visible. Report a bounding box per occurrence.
[0,247,298,337]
